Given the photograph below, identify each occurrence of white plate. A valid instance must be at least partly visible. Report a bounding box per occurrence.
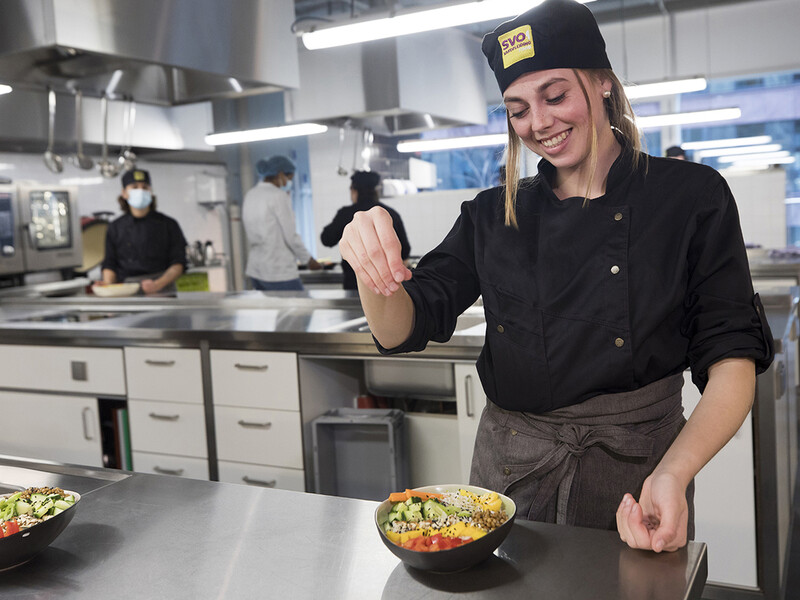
[91,282,140,297]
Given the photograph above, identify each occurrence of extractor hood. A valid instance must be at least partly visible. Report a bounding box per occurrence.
[0,0,299,105]
[283,27,488,135]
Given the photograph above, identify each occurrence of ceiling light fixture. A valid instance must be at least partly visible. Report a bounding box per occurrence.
[0,84,12,96]
[681,135,772,151]
[205,123,328,146]
[695,144,783,159]
[717,151,791,163]
[728,156,795,167]
[624,77,707,100]
[635,108,742,130]
[397,133,507,153]
[301,0,595,50]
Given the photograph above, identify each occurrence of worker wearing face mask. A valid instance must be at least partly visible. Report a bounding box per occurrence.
[100,168,188,294]
[242,155,321,291]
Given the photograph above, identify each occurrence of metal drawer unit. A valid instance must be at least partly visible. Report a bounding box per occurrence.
[124,347,209,480]
[211,350,304,491]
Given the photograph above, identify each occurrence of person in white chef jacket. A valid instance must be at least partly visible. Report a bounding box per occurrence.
[242,155,321,291]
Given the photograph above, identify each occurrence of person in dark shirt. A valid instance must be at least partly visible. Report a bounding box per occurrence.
[337,0,773,554]
[101,169,187,294]
[320,171,411,290]
[665,145,689,160]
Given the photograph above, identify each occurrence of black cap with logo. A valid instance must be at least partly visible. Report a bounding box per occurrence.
[121,169,151,188]
[481,0,611,94]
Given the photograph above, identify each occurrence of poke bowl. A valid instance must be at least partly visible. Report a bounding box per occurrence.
[0,487,81,571]
[374,484,516,573]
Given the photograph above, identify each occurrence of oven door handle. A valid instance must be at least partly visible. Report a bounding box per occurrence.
[23,222,36,249]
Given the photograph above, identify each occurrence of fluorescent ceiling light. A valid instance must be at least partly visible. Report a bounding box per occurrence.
[695,144,783,159]
[205,123,328,146]
[397,133,506,153]
[718,150,791,163]
[722,163,770,172]
[624,77,707,100]
[0,84,11,96]
[635,108,741,129]
[681,135,772,151]
[302,0,594,49]
[729,156,795,167]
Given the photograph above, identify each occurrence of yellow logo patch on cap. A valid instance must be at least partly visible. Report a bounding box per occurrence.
[499,25,534,69]
[133,171,145,181]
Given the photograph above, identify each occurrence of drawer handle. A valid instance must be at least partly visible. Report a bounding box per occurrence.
[154,466,184,476]
[145,359,176,367]
[82,407,96,441]
[237,419,272,429]
[234,363,269,372]
[242,476,276,487]
[465,374,474,417]
[149,412,180,421]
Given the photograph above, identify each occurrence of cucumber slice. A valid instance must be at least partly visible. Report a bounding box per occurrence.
[15,500,32,515]
[53,500,72,511]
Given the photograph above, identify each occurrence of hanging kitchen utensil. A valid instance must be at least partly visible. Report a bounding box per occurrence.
[336,127,348,176]
[117,98,137,172]
[70,90,94,170]
[97,95,120,179]
[43,88,63,173]
[351,128,361,174]
[361,129,374,171]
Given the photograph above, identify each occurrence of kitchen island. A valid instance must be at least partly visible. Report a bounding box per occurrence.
[0,455,707,600]
[0,289,794,599]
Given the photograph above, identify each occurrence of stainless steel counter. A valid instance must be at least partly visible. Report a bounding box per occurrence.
[0,291,485,358]
[0,456,707,600]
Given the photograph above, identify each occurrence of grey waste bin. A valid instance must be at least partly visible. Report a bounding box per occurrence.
[312,408,407,501]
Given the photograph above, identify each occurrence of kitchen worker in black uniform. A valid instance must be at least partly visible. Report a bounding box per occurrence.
[101,169,187,294]
[320,170,411,290]
[337,0,773,554]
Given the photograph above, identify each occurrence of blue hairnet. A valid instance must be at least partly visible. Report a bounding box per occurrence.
[256,155,296,177]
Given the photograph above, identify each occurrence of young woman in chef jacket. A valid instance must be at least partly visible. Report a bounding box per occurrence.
[338,0,773,553]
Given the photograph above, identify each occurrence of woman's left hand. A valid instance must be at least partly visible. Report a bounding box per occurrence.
[616,471,688,552]
[140,279,160,294]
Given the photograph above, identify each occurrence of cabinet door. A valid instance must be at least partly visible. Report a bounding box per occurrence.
[682,371,757,588]
[218,461,305,492]
[124,347,203,403]
[214,406,303,468]
[0,391,103,467]
[127,400,208,458]
[210,350,299,410]
[131,452,209,480]
[454,364,485,482]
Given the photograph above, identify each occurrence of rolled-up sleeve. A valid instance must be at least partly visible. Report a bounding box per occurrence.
[681,176,774,391]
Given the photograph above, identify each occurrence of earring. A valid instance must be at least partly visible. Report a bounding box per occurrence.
[602,90,612,99]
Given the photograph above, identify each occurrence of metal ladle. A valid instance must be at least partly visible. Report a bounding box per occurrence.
[70,90,94,170]
[43,88,63,173]
[97,95,120,179]
[117,98,137,172]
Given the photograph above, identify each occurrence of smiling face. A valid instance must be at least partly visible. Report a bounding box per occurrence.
[503,68,614,175]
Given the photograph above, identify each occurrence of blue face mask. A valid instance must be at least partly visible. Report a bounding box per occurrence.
[127,188,153,210]
[280,179,293,193]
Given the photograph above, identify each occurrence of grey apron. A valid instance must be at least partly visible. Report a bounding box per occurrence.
[469,373,694,538]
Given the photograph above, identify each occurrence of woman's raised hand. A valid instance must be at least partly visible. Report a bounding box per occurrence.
[340,206,412,296]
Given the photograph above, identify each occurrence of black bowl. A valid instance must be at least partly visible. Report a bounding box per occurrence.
[375,484,516,573]
[0,490,81,571]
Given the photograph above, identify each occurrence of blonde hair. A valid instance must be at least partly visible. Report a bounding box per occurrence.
[502,68,643,228]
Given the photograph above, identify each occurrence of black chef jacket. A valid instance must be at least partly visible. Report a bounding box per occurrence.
[101,211,187,282]
[377,149,774,413]
[321,199,411,290]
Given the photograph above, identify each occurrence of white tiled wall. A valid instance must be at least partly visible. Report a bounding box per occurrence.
[0,152,227,260]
